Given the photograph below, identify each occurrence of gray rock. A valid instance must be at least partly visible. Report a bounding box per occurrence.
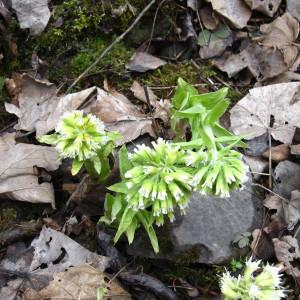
[127,181,263,264]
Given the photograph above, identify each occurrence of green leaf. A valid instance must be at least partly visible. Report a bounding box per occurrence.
[111,194,123,221]
[93,156,102,175]
[137,211,159,253]
[97,287,106,300]
[119,145,133,180]
[37,133,59,145]
[114,207,136,243]
[205,99,229,125]
[190,88,228,108]
[197,29,211,46]
[172,78,197,109]
[125,217,138,244]
[71,158,84,175]
[173,104,206,117]
[108,182,128,193]
[213,124,247,148]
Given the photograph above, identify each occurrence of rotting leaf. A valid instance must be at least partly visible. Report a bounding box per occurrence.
[126,51,166,73]
[0,133,60,208]
[210,0,251,29]
[30,226,109,273]
[230,82,300,144]
[23,265,131,300]
[5,74,97,135]
[85,87,156,145]
[198,24,233,59]
[255,13,299,66]
[250,228,275,260]
[12,0,51,35]
[244,0,282,17]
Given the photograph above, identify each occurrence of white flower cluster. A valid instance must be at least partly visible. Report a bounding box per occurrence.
[124,138,193,226]
[220,257,286,300]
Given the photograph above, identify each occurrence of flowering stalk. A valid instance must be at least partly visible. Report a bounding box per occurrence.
[38,110,120,180]
[220,257,286,300]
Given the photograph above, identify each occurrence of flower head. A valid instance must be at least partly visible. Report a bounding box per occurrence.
[186,148,248,198]
[38,110,119,175]
[220,257,286,300]
[122,139,194,226]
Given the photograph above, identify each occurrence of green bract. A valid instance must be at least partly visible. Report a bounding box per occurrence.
[38,110,120,179]
[220,257,286,300]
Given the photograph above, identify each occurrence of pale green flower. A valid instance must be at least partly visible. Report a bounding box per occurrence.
[112,138,194,226]
[186,147,248,198]
[38,110,119,176]
[220,257,286,300]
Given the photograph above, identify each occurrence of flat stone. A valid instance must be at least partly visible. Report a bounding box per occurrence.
[127,180,263,264]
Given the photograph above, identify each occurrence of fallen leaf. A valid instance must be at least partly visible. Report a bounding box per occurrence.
[130,80,157,106]
[130,81,170,124]
[250,228,274,260]
[230,82,300,144]
[255,13,299,66]
[244,0,282,17]
[30,226,109,273]
[262,144,290,162]
[5,74,96,135]
[273,235,300,265]
[199,5,219,30]
[287,0,300,22]
[210,0,251,29]
[85,87,156,145]
[12,0,50,35]
[23,265,132,300]
[213,43,289,81]
[126,52,166,72]
[0,133,60,207]
[198,24,233,59]
[290,144,300,155]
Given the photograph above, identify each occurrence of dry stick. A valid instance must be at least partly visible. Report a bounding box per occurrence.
[66,0,156,93]
[252,183,289,204]
[268,129,272,189]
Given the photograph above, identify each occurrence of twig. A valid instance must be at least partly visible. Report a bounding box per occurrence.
[268,129,272,189]
[146,0,169,52]
[251,183,289,204]
[67,0,156,92]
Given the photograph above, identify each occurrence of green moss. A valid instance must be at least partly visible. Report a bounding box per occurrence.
[69,37,132,77]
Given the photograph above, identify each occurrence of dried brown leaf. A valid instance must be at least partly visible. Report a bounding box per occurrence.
[230,82,300,144]
[262,144,290,162]
[244,0,282,17]
[23,265,131,300]
[0,133,60,207]
[255,13,299,66]
[250,228,274,260]
[5,74,96,135]
[199,5,219,30]
[126,52,166,72]
[210,0,251,29]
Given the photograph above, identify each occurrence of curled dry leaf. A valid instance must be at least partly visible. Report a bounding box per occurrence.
[130,81,170,124]
[199,5,219,30]
[251,228,275,260]
[0,133,60,207]
[85,87,156,145]
[30,226,109,273]
[210,0,251,29]
[126,51,166,72]
[230,82,300,144]
[213,43,289,82]
[23,265,132,300]
[244,0,282,17]
[262,143,290,162]
[12,0,50,35]
[255,13,299,66]
[5,74,97,135]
